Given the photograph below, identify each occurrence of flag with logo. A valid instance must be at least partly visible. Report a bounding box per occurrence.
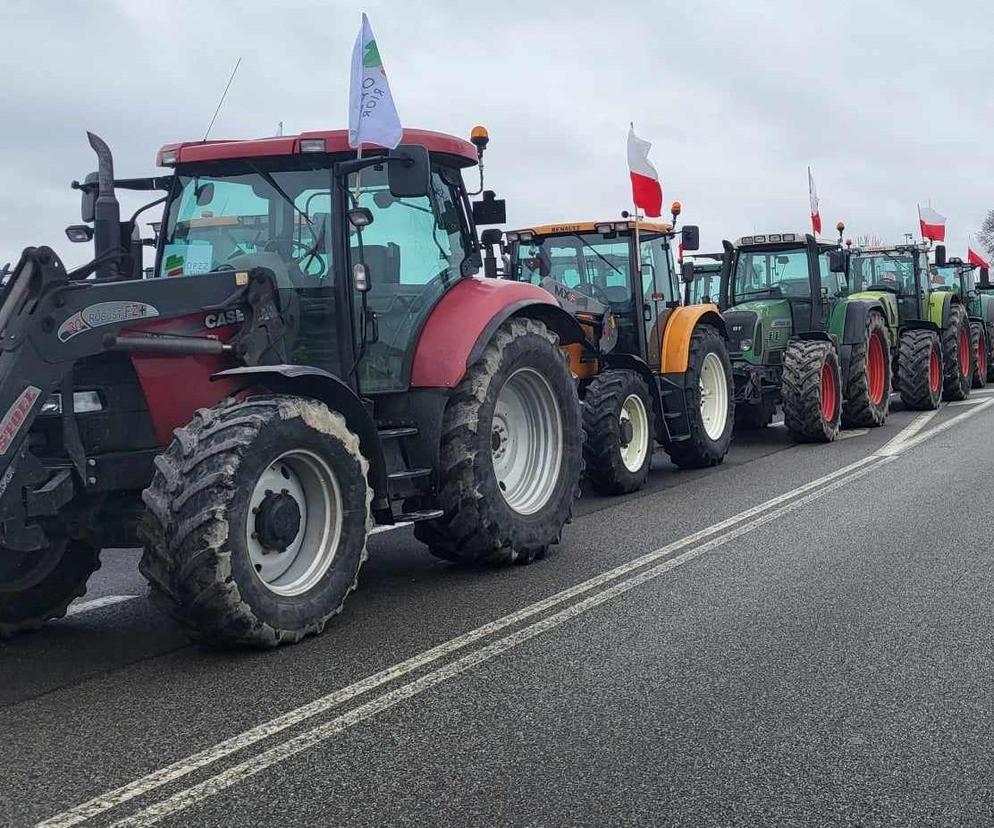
[348,13,403,150]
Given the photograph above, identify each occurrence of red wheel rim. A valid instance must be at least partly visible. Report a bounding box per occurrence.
[867,332,886,405]
[820,362,836,422]
[929,346,941,393]
[959,326,970,377]
[978,333,987,378]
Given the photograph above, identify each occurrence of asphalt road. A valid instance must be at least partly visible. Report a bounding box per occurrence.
[3,392,994,827]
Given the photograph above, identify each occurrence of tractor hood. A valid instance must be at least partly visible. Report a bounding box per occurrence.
[724,299,793,364]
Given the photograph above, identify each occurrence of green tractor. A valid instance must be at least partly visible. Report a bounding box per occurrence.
[718,229,891,439]
[971,263,994,385]
[931,251,994,388]
[848,243,972,407]
[683,254,723,305]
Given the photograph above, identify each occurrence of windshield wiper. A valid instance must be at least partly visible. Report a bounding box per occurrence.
[571,234,625,279]
[246,162,312,227]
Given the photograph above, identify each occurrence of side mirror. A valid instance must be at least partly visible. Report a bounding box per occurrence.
[79,171,98,223]
[472,191,506,226]
[480,228,503,247]
[387,145,430,198]
[480,228,503,279]
[934,244,946,268]
[195,182,215,206]
[680,225,700,251]
[65,225,94,243]
[681,261,695,284]
[348,207,374,229]
[828,249,846,273]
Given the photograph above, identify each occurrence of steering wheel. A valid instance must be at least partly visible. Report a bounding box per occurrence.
[582,281,613,306]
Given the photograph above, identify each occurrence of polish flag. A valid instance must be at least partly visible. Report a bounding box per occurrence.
[628,124,662,218]
[808,167,821,235]
[919,205,947,242]
[968,246,990,269]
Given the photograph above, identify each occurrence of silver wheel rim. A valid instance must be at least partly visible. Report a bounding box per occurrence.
[246,449,342,597]
[491,367,563,515]
[619,393,650,472]
[700,352,729,440]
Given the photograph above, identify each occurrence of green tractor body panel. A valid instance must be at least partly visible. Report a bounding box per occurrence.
[845,291,900,338]
[970,291,994,324]
[723,298,793,365]
[926,290,951,328]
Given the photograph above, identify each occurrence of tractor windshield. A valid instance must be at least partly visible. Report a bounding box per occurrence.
[732,247,812,302]
[850,252,916,295]
[930,265,965,291]
[157,160,334,281]
[688,265,721,304]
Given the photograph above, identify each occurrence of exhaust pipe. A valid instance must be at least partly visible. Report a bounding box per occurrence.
[86,132,122,279]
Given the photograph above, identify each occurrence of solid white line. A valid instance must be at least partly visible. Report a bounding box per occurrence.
[369,522,411,536]
[947,398,984,407]
[35,453,884,828]
[64,596,138,617]
[892,398,994,453]
[109,456,895,828]
[874,409,941,456]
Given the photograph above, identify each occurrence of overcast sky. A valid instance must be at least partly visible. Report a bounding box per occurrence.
[1,0,991,269]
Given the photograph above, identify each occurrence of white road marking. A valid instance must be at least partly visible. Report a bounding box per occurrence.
[889,398,994,454]
[947,398,984,407]
[837,428,870,440]
[874,409,941,456]
[108,456,895,828]
[39,400,992,828]
[64,595,138,617]
[369,522,411,536]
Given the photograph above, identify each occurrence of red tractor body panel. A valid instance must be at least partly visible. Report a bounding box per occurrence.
[410,278,560,388]
[126,314,242,445]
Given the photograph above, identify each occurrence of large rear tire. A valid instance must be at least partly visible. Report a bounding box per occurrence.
[970,321,988,389]
[781,340,841,442]
[841,310,891,428]
[414,318,583,565]
[141,396,372,648]
[898,328,942,410]
[0,535,100,637]
[582,370,654,495]
[942,305,972,401]
[665,324,734,469]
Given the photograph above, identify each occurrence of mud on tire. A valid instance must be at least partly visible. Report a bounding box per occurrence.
[970,321,988,389]
[781,339,841,443]
[942,305,972,401]
[582,369,655,496]
[414,318,583,565]
[841,309,891,428]
[897,328,942,410]
[140,396,372,648]
[666,324,734,469]
[0,534,100,637]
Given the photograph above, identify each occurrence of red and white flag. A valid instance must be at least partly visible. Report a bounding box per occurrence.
[808,167,821,235]
[968,245,990,269]
[627,124,662,218]
[919,205,946,242]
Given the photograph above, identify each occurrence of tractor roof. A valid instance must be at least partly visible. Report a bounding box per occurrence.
[156,128,478,168]
[506,220,673,239]
[852,244,929,256]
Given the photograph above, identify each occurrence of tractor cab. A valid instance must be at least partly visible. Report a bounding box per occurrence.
[847,243,931,325]
[930,255,974,297]
[682,254,723,305]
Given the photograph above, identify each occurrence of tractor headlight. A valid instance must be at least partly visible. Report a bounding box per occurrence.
[739,339,753,352]
[39,391,104,416]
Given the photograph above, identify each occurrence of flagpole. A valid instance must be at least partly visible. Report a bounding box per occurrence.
[354,144,363,204]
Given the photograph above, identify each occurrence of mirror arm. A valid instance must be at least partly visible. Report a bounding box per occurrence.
[336,155,409,179]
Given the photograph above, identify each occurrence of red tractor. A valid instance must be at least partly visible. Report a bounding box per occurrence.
[0,128,585,646]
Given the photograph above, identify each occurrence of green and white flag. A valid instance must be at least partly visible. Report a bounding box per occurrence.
[348,13,402,149]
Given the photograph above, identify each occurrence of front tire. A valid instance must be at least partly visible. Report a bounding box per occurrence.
[141,396,372,648]
[0,535,100,637]
[841,310,891,428]
[898,328,942,410]
[415,318,583,565]
[781,340,841,442]
[970,321,988,389]
[665,324,734,468]
[582,370,654,495]
[942,306,972,401]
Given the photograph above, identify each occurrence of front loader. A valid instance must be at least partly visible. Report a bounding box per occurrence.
[0,127,587,646]
[718,227,891,439]
[502,206,734,496]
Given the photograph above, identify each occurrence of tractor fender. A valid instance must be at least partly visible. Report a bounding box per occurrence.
[410,277,584,388]
[796,330,836,344]
[659,305,727,374]
[838,299,887,345]
[211,365,388,504]
[900,319,941,335]
[926,291,954,328]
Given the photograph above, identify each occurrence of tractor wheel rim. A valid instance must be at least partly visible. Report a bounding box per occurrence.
[959,326,970,377]
[619,393,650,472]
[491,367,563,515]
[867,331,886,405]
[699,352,729,440]
[820,362,836,422]
[929,346,941,393]
[246,449,342,597]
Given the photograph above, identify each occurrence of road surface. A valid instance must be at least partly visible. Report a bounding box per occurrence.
[3,393,993,827]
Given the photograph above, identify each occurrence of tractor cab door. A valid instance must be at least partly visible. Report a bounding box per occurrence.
[346,163,473,394]
[639,233,678,370]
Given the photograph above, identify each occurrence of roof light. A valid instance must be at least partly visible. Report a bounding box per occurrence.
[753,235,767,243]
[740,236,755,245]
[782,233,797,242]
[505,232,519,243]
[613,222,629,232]
[158,149,178,167]
[595,223,613,234]
[470,125,490,153]
[768,234,782,242]
[670,201,682,217]
[300,138,326,153]
[518,231,534,243]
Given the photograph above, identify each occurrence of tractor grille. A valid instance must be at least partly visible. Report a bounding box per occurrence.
[724,310,758,354]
